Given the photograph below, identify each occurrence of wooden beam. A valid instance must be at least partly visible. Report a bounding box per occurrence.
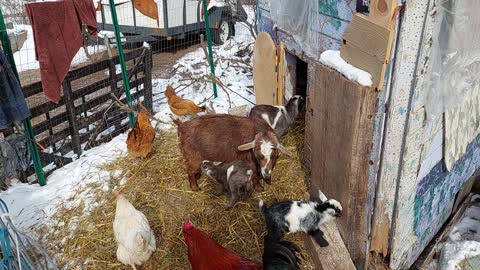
[369,0,399,27]
[306,63,378,269]
[302,222,356,270]
[276,42,285,105]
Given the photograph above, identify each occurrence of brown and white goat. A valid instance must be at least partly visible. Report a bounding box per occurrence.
[249,95,304,137]
[172,114,289,191]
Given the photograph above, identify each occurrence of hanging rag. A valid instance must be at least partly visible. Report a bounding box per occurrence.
[0,49,30,129]
[25,0,97,104]
[0,133,31,186]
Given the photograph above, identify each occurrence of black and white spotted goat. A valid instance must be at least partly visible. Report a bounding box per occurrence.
[249,95,304,137]
[259,190,342,242]
[201,160,253,209]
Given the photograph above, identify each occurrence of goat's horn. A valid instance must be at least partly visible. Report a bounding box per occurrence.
[318,190,328,203]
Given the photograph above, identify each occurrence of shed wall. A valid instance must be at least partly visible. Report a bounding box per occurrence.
[373,1,480,269]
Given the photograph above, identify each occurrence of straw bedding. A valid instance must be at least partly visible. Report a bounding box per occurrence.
[40,119,315,269]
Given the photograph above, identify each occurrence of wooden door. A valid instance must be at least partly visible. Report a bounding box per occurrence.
[252,32,277,105]
[305,63,378,269]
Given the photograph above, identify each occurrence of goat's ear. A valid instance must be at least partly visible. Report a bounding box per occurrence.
[318,190,328,203]
[277,144,292,157]
[238,141,255,151]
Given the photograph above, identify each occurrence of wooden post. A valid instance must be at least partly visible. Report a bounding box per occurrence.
[62,80,82,157]
[305,63,378,269]
[108,58,123,132]
[143,46,153,112]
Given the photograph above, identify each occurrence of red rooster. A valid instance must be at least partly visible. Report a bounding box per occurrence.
[182,222,262,270]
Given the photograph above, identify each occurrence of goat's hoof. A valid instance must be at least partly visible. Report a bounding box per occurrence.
[191,186,200,192]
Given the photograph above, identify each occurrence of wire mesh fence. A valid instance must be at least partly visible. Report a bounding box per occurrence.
[0,0,258,187]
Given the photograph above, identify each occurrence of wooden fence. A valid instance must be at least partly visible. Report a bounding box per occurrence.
[22,46,152,176]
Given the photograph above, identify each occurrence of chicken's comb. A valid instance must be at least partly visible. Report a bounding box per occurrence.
[183,221,194,231]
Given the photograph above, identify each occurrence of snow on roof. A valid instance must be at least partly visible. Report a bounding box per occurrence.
[319,50,373,87]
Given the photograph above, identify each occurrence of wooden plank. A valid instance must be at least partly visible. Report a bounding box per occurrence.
[253,32,277,105]
[22,81,43,97]
[341,14,389,62]
[75,79,145,113]
[302,222,356,270]
[307,63,377,270]
[65,47,145,81]
[33,112,68,134]
[340,13,390,89]
[276,42,285,105]
[30,100,65,118]
[71,76,119,101]
[369,0,398,28]
[143,47,153,112]
[62,80,82,156]
[38,127,70,148]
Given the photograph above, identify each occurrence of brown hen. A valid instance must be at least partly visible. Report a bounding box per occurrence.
[165,85,206,116]
[126,109,156,159]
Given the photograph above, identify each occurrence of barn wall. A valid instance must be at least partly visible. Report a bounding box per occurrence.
[372,1,480,269]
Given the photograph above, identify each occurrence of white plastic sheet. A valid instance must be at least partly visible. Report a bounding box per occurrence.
[424,0,480,118]
[269,0,318,56]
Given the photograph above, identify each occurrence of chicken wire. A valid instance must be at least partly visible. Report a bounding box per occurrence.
[0,0,257,183]
[0,4,151,181]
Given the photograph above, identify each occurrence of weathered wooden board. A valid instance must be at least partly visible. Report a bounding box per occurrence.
[253,32,277,105]
[302,222,356,270]
[276,42,285,105]
[306,63,377,270]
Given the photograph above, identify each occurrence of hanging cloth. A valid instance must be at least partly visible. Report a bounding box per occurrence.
[0,49,30,129]
[25,0,97,104]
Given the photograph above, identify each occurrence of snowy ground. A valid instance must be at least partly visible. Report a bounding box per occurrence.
[151,13,256,128]
[438,195,480,270]
[0,7,257,265]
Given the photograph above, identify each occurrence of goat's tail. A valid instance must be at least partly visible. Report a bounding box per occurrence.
[259,199,266,215]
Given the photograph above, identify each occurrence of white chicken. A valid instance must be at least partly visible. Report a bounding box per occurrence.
[113,194,156,270]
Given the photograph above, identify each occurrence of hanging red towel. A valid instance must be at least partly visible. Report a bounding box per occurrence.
[25,0,97,104]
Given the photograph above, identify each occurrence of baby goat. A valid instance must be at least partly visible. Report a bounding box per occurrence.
[259,190,342,242]
[201,160,253,209]
[249,95,304,137]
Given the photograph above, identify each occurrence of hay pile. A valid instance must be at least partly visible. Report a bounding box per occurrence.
[42,120,314,269]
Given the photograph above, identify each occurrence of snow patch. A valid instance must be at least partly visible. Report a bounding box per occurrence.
[319,50,373,87]
[0,134,127,230]
[439,198,480,269]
